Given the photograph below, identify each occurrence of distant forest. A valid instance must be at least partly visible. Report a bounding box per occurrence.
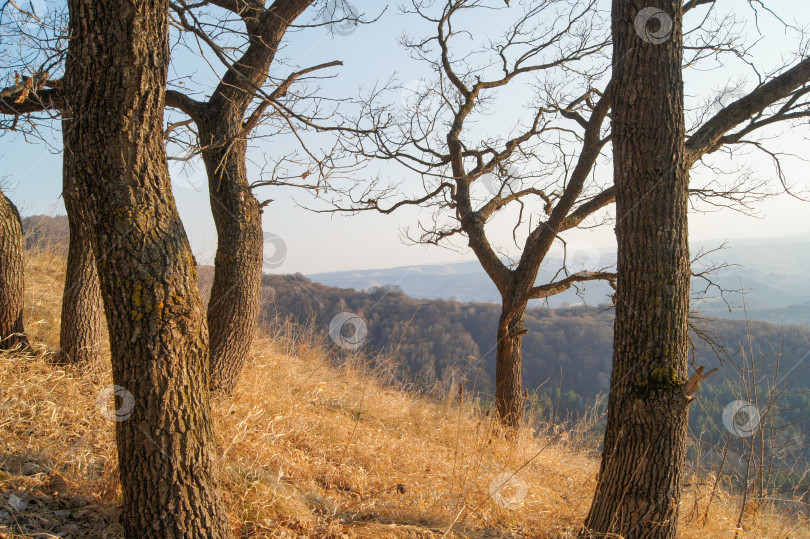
[257,274,809,406]
[256,272,810,477]
[23,215,810,420]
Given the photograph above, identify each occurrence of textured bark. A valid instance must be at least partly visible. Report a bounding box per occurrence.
[0,188,29,351]
[198,118,263,394]
[494,307,526,429]
[167,0,315,394]
[62,0,231,536]
[584,2,690,538]
[57,173,105,364]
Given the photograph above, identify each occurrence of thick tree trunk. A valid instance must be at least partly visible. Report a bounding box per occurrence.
[199,120,263,394]
[495,306,526,429]
[57,175,105,364]
[62,0,231,536]
[584,2,690,538]
[0,188,29,351]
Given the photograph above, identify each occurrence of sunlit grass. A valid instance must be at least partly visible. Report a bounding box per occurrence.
[0,251,807,537]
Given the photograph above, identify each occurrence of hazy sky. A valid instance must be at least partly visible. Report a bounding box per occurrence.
[3,0,810,275]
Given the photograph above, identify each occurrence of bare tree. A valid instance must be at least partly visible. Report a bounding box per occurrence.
[62,0,231,534]
[583,1,690,536]
[1,0,366,380]
[56,168,105,364]
[328,0,810,429]
[164,0,367,393]
[329,0,616,428]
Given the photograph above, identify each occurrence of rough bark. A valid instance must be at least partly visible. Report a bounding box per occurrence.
[199,121,263,393]
[584,2,690,538]
[62,0,231,536]
[0,188,29,351]
[56,172,105,364]
[494,306,526,429]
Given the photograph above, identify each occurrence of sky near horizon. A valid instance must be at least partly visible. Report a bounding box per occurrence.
[2,0,810,275]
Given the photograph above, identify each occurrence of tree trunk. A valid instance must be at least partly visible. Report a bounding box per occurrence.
[57,174,105,364]
[174,0,313,394]
[0,188,29,351]
[62,0,232,536]
[584,2,690,538]
[199,119,263,394]
[495,306,526,429]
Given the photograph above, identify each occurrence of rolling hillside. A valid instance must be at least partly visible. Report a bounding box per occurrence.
[3,250,808,538]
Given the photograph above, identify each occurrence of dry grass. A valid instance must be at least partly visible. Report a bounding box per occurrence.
[1,251,808,537]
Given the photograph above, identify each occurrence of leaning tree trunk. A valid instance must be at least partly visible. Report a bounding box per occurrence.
[62,0,231,536]
[495,305,526,429]
[57,173,105,364]
[584,2,690,538]
[198,118,263,394]
[0,188,29,351]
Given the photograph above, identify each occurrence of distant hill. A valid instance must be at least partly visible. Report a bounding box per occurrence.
[259,272,810,407]
[22,213,810,324]
[259,272,810,474]
[308,238,810,320]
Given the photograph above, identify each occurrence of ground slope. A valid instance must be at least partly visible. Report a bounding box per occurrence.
[0,252,806,538]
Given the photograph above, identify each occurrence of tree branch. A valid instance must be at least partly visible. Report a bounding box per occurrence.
[529,271,616,300]
[686,56,810,166]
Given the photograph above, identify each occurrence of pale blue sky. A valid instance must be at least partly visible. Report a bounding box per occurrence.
[2,0,810,274]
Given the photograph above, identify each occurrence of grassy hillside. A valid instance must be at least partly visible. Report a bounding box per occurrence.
[1,251,808,537]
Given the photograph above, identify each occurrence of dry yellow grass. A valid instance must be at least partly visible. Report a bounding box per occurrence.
[1,251,808,538]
